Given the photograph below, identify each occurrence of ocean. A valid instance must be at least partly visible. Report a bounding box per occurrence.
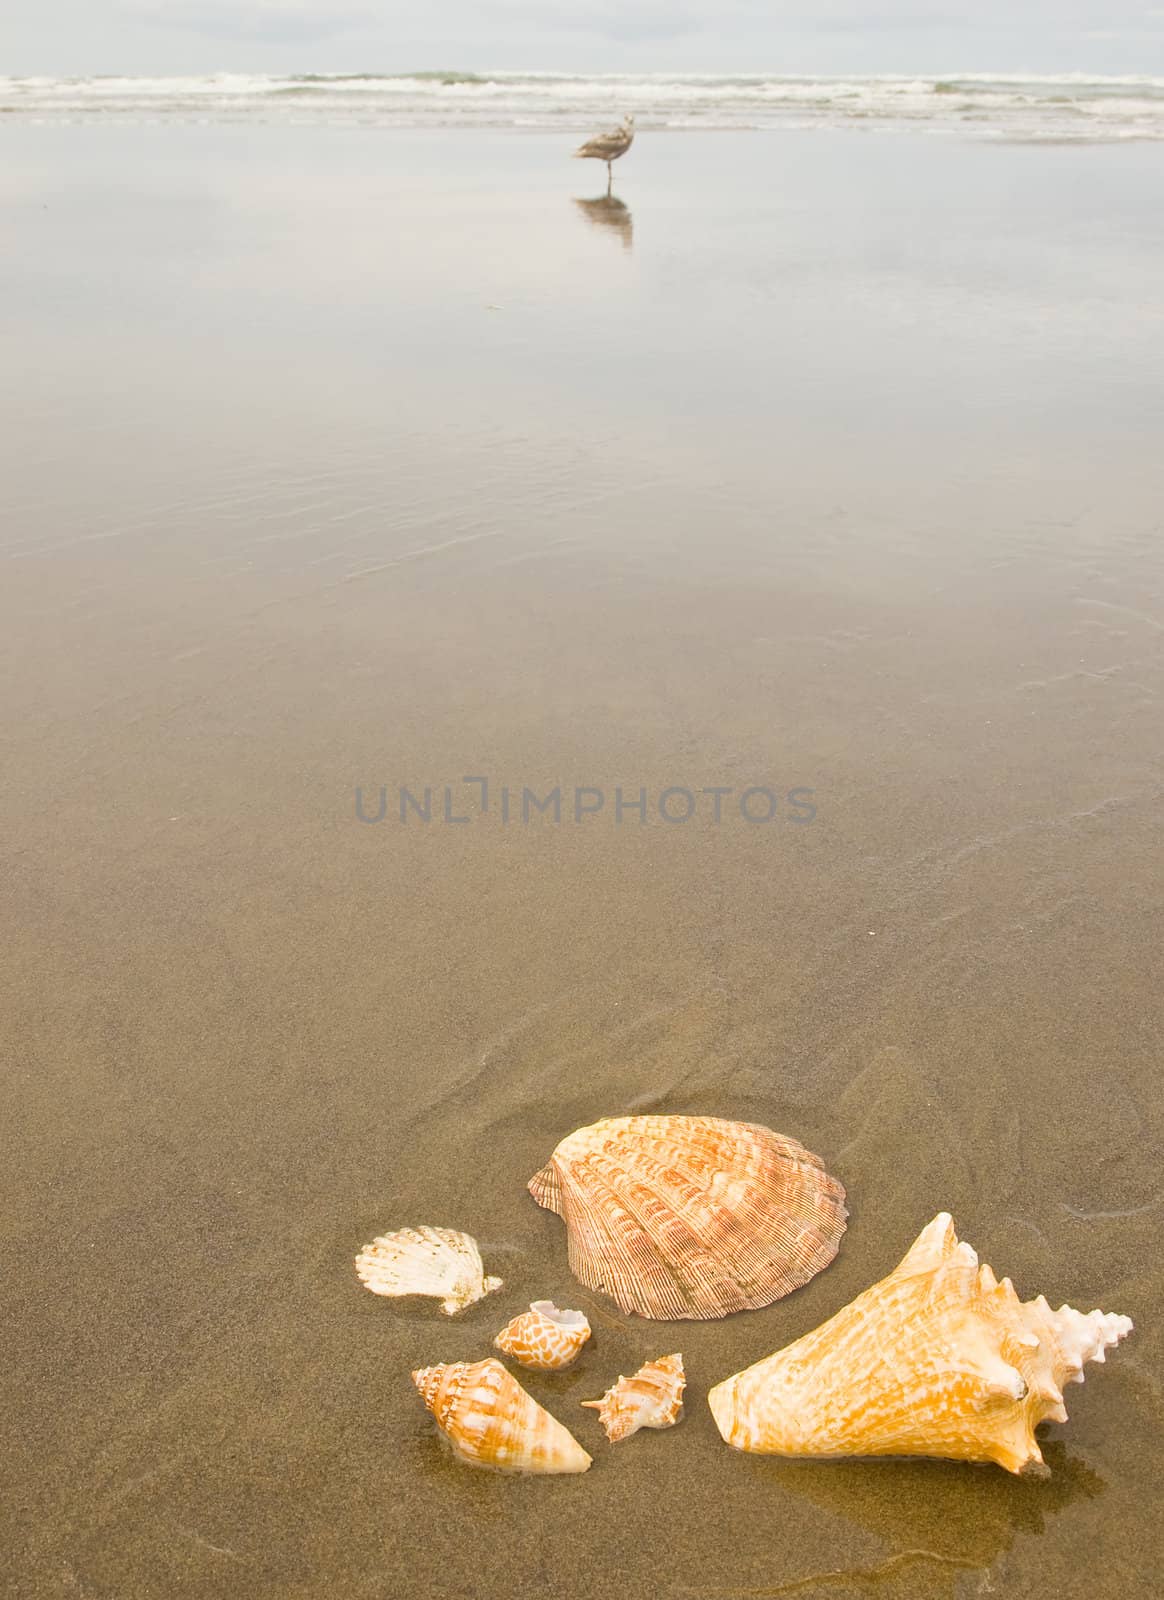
[3,69,1164,141]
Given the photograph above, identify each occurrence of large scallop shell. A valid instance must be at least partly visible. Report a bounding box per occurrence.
[494,1301,592,1370]
[355,1225,502,1315]
[708,1212,1134,1476]
[412,1358,592,1474]
[527,1115,847,1319]
[582,1353,685,1442]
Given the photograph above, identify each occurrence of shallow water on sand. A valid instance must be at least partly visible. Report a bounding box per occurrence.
[2,128,1162,1599]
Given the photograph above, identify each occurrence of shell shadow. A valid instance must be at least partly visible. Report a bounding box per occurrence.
[754,1438,1104,1593]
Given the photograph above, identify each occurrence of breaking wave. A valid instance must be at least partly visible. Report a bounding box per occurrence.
[3,71,1163,142]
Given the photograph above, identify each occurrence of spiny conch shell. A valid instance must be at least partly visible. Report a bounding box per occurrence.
[354,1226,502,1315]
[527,1114,847,1319]
[707,1212,1134,1476]
[411,1358,592,1474]
[493,1301,592,1370]
[582,1353,686,1443]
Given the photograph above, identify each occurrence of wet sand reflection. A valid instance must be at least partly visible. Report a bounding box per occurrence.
[573,192,633,251]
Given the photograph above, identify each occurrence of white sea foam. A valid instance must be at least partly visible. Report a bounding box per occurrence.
[2,72,1163,141]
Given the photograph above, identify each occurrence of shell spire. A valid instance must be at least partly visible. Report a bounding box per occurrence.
[355,1225,502,1314]
[528,1115,846,1320]
[707,1212,1133,1476]
[411,1358,592,1474]
[582,1353,686,1443]
[494,1301,592,1370]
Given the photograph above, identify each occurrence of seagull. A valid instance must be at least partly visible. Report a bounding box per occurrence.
[573,114,634,190]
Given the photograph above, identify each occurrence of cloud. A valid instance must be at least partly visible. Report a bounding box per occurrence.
[118,0,375,42]
[6,0,1164,75]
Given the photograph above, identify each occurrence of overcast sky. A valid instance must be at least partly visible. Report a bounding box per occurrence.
[4,0,1164,76]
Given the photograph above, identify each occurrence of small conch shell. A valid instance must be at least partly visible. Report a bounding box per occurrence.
[582,1353,686,1442]
[493,1301,592,1370]
[528,1115,846,1319]
[412,1358,592,1474]
[355,1225,502,1315]
[708,1212,1133,1476]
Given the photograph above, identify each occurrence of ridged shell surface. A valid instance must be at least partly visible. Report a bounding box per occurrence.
[494,1301,592,1370]
[582,1353,686,1442]
[708,1212,1133,1475]
[411,1358,592,1473]
[527,1115,847,1319]
[355,1225,502,1315]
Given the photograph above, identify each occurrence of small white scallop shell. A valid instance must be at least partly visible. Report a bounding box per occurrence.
[494,1301,592,1370]
[355,1225,502,1315]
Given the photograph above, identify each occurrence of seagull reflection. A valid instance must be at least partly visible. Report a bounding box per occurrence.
[572,193,633,252]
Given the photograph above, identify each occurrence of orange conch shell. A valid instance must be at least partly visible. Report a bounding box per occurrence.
[708,1212,1134,1476]
[493,1301,592,1370]
[528,1114,846,1319]
[411,1358,592,1474]
[582,1353,685,1442]
[355,1225,502,1315]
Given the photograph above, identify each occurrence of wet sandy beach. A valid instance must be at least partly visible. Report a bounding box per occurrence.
[2,128,1162,1598]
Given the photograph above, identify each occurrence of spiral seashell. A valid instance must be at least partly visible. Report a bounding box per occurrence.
[411,1358,592,1473]
[528,1114,847,1319]
[708,1212,1134,1476]
[493,1301,592,1370]
[355,1225,502,1315]
[582,1353,686,1443]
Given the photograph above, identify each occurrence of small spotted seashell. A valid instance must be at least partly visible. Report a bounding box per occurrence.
[494,1301,591,1370]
